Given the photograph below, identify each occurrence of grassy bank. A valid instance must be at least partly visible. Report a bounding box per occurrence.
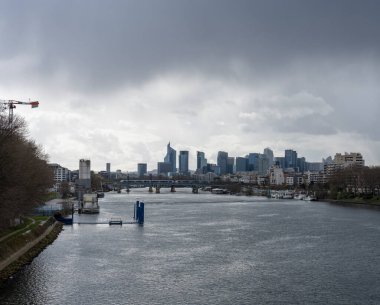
[0,217,63,283]
[0,218,34,240]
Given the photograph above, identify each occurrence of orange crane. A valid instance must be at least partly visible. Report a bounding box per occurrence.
[0,99,39,124]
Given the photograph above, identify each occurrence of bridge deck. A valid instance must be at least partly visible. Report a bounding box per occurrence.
[74,221,137,225]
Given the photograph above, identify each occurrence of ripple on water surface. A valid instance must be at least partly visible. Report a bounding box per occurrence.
[1,190,380,305]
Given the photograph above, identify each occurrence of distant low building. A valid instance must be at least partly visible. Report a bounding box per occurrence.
[193,172,217,182]
[305,171,324,185]
[286,176,294,186]
[49,163,71,192]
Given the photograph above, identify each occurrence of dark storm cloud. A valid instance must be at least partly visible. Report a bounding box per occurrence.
[1,0,380,167]
[1,0,379,90]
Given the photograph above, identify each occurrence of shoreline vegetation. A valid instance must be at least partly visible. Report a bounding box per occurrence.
[323,198,380,209]
[0,217,63,284]
[1,112,61,283]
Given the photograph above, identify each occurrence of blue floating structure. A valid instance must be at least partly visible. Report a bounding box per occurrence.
[134,200,144,225]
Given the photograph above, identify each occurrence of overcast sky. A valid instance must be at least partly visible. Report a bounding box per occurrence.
[1,0,379,171]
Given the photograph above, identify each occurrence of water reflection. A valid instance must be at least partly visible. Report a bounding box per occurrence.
[1,189,380,304]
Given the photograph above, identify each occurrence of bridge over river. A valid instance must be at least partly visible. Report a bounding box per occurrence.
[120,179,210,189]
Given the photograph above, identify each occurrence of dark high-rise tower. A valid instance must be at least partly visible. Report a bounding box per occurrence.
[179,151,189,175]
[285,149,298,169]
[217,151,228,175]
[164,142,177,173]
[197,151,207,171]
[227,157,234,174]
[137,163,147,177]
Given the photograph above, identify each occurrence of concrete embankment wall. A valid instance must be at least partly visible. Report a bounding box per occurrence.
[0,220,63,282]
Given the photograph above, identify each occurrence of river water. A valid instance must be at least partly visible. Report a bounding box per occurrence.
[1,188,380,304]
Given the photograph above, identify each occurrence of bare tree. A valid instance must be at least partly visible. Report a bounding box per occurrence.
[0,112,53,229]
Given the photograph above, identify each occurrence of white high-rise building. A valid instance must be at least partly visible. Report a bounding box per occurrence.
[333,152,364,166]
[77,159,91,194]
[269,164,285,185]
[79,159,91,179]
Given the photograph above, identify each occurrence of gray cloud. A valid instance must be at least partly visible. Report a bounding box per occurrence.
[0,0,379,169]
[2,1,380,88]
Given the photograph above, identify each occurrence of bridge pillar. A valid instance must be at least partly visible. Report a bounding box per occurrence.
[192,185,199,194]
[170,185,176,192]
[155,186,160,193]
[148,186,153,193]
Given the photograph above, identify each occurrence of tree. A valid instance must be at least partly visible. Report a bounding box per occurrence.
[60,181,71,199]
[0,112,53,229]
[91,171,103,191]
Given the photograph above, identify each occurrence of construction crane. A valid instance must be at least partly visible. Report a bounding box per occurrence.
[0,99,39,124]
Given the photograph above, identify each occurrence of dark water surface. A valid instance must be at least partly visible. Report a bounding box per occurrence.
[1,189,380,304]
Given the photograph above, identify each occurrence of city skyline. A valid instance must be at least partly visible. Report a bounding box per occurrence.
[1,1,379,170]
[61,145,363,174]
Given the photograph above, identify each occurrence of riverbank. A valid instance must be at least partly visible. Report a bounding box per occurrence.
[322,198,380,210]
[0,218,63,283]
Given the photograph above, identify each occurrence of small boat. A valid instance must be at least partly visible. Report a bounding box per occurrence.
[211,188,228,194]
[304,195,317,201]
[282,191,294,199]
[294,193,306,200]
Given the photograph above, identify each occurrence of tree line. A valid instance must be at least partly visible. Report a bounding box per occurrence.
[327,165,380,200]
[0,112,53,229]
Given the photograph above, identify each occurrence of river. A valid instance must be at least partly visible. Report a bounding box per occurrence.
[1,188,380,304]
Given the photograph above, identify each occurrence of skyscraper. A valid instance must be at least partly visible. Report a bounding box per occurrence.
[297,157,306,173]
[79,159,91,180]
[106,162,111,179]
[164,142,176,173]
[248,153,259,171]
[275,157,285,169]
[157,162,172,176]
[227,157,234,174]
[137,163,147,177]
[77,159,91,198]
[258,154,269,175]
[179,151,189,175]
[285,149,298,169]
[197,151,207,171]
[235,157,248,172]
[263,148,274,167]
[217,151,228,175]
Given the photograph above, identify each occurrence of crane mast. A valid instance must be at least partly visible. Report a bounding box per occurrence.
[1,100,39,124]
